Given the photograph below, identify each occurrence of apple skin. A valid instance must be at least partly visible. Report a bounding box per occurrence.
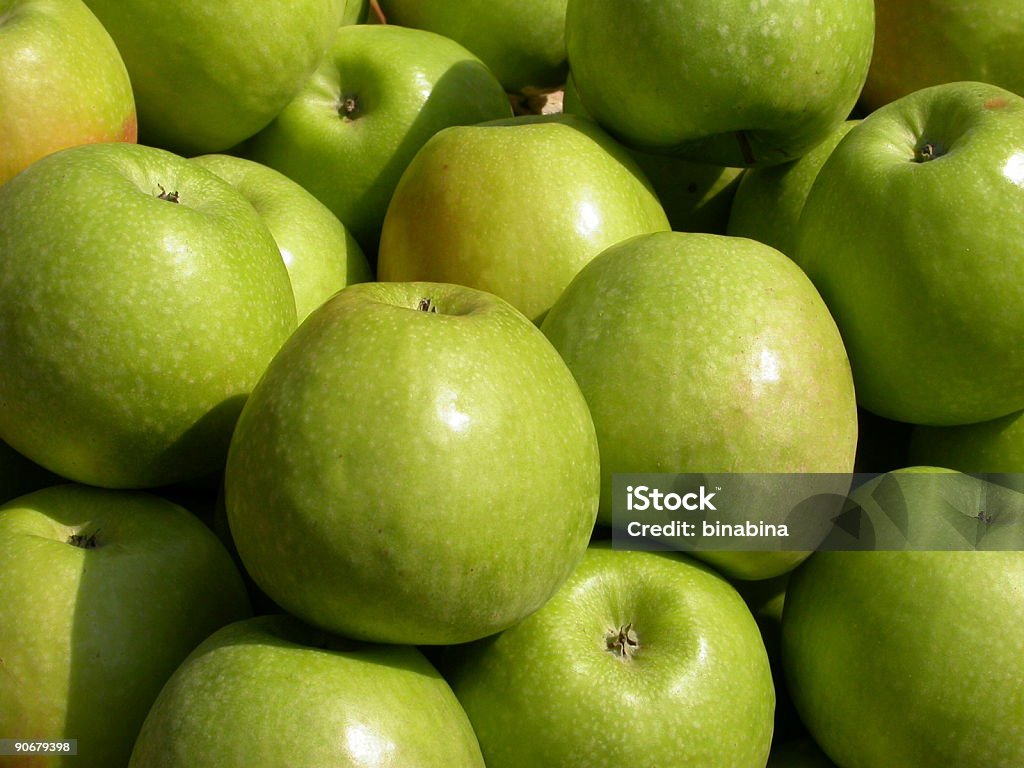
[377,0,568,95]
[441,544,775,768]
[862,0,1024,112]
[782,547,1024,766]
[224,281,600,645]
[0,0,136,187]
[191,154,372,323]
[726,120,858,256]
[0,142,296,489]
[378,113,670,324]
[910,408,1024,478]
[129,614,485,767]
[0,484,252,768]
[539,231,858,578]
[562,73,743,234]
[565,0,874,166]
[246,23,512,256]
[340,0,369,25]
[796,82,1024,426]
[80,0,341,155]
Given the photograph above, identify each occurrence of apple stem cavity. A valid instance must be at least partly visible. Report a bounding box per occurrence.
[67,529,100,549]
[156,184,180,203]
[606,623,640,660]
[913,142,946,163]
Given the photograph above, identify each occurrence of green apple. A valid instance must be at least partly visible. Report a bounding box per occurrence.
[727,120,859,256]
[910,409,1024,477]
[796,82,1024,426]
[0,0,135,187]
[191,154,371,323]
[224,281,600,645]
[0,142,296,489]
[81,0,341,155]
[441,544,775,767]
[0,484,251,768]
[862,0,1024,112]
[377,0,568,95]
[246,23,512,255]
[783,547,1024,766]
[565,0,874,166]
[539,231,858,578]
[0,438,57,505]
[563,72,743,234]
[130,614,484,767]
[825,467,1024,552]
[378,113,670,323]
[341,0,369,25]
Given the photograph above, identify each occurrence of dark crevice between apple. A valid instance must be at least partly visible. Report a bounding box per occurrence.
[156,185,180,203]
[338,95,361,122]
[67,530,100,549]
[606,623,640,660]
[913,142,946,163]
[736,130,756,166]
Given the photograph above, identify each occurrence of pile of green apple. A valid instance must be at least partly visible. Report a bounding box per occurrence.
[2,0,1023,766]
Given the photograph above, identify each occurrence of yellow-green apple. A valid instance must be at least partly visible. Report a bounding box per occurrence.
[441,545,775,768]
[0,484,251,768]
[862,0,1024,112]
[341,0,369,25]
[191,154,371,323]
[796,82,1024,426]
[129,615,485,767]
[0,0,135,187]
[80,0,341,154]
[224,281,600,645]
[377,0,568,95]
[826,467,1024,552]
[910,409,1024,478]
[563,72,742,233]
[377,113,670,323]
[783,546,1024,766]
[565,0,874,166]
[0,142,296,489]
[540,231,857,578]
[727,120,859,256]
[246,23,511,255]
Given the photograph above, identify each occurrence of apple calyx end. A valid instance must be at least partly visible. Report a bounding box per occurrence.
[606,623,640,660]
[338,95,361,122]
[156,184,180,204]
[416,297,439,314]
[912,142,946,163]
[67,530,100,549]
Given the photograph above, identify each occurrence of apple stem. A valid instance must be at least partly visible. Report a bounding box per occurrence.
[606,623,640,659]
[913,142,944,163]
[339,96,360,121]
[67,529,100,549]
[156,184,180,203]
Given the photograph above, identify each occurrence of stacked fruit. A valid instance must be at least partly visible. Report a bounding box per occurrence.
[1,1,1023,766]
